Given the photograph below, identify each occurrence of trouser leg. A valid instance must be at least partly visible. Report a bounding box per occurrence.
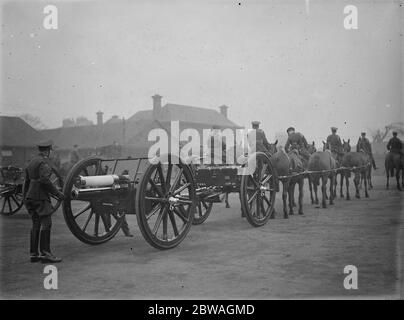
[39,215,62,263]
[39,215,52,255]
[30,213,41,262]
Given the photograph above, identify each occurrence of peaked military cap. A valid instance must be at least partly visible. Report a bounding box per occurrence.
[286,126,295,133]
[251,121,260,126]
[36,139,53,149]
[331,127,338,131]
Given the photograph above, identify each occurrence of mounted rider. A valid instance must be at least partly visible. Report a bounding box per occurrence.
[356,132,377,169]
[387,131,403,155]
[250,121,271,154]
[284,127,310,162]
[248,121,279,191]
[326,127,343,163]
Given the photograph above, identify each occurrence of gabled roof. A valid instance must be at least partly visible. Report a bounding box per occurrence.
[0,116,44,147]
[40,119,162,150]
[128,110,153,122]
[129,103,242,129]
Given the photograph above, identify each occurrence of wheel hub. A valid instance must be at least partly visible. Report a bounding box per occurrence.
[168,196,179,210]
[259,185,267,196]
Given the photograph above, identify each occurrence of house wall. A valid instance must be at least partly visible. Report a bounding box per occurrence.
[0,146,37,168]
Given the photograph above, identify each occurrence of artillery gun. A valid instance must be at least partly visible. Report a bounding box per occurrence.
[62,152,277,250]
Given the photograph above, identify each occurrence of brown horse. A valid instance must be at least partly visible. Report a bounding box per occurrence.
[267,142,292,218]
[385,151,404,190]
[341,140,370,199]
[288,141,316,211]
[287,149,305,215]
[307,148,336,208]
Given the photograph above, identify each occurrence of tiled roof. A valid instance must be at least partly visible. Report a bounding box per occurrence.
[129,103,242,129]
[0,116,44,147]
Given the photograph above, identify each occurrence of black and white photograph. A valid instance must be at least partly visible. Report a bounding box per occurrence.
[0,0,403,303]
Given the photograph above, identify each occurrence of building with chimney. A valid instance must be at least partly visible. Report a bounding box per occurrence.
[129,94,240,130]
[39,94,242,160]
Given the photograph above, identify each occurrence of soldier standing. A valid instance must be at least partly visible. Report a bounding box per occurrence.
[69,144,81,165]
[23,140,65,263]
[326,127,343,160]
[387,131,403,155]
[356,132,377,169]
[50,145,61,171]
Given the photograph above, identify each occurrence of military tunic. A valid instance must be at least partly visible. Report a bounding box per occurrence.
[326,133,343,153]
[23,153,61,217]
[387,136,403,154]
[356,137,372,154]
[69,149,80,164]
[250,128,270,153]
[285,132,308,153]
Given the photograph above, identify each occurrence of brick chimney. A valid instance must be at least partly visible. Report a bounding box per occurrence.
[152,94,162,117]
[219,105,229,118]
[96,111,104,126]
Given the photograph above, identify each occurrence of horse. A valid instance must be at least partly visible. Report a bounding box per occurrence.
[307,146,336,208]
[267,141,306,218]
[287,149,305,216]
[341,140,370,199]
[385,151,403,190]
[267,142,291,218]
[288,141,316,212]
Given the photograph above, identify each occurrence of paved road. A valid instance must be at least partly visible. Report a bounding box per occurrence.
[0,175,402,299]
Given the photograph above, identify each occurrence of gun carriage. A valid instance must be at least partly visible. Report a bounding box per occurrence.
[0,165,63,216]
[62,151,277,250]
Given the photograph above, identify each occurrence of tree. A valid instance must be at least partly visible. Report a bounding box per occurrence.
[19,113,47,130]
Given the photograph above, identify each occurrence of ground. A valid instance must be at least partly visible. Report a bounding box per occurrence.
[0,174,403,299]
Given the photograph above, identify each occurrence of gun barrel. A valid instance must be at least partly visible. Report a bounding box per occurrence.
[76,174,130,187]
[72,174,131,200]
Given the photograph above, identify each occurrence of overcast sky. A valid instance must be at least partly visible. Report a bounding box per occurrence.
[1,0,402,145]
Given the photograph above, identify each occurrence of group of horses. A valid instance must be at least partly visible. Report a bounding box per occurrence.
[262,138,373,219]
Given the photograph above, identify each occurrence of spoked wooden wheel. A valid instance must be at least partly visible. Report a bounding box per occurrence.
[0,184,23,216]
[49,168,64,214]
[192,197,213,225]
[62,157,123,245]
[136,160,196,249]
[240,152,276,227]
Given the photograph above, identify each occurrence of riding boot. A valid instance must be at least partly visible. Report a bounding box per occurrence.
[30,229,41,262]
[40,230,62,263]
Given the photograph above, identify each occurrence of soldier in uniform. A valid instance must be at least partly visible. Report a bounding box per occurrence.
[23,140,65,263]
[50,145,61,171]
[69,144,81,165]
[249,121,279,192]
[326,127,343,161]
[387,131,403,155]
[284,127,309,161]
[356,132,377,169]
[250,121,271,154]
